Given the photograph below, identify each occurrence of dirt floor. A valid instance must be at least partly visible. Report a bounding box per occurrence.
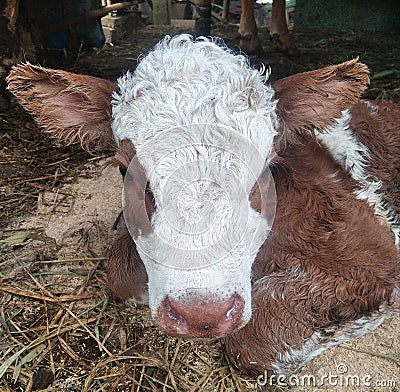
[0,24,399,392]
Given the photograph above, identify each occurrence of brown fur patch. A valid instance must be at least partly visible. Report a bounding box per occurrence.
[107,222,148,302]
[350,100,400,224]
[226,134,399,376]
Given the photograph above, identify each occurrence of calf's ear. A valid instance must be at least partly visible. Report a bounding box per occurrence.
[7,63,116,152]
[272,58,369,135]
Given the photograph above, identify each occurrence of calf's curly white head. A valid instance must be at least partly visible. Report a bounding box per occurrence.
[112,35,278,336]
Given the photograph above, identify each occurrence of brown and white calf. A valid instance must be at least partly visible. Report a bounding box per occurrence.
[7,35,399,376]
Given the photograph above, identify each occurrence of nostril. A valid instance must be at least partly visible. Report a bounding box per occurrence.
[158,294,245,338]
[164,297,185,324]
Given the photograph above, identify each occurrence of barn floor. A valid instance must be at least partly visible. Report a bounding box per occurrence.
[0,25,399,392]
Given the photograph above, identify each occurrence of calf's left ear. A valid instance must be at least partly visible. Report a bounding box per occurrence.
[272,58,369,135]
[7,63,117,152]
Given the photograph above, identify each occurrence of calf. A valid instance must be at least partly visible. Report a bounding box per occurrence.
[7,35,399,376]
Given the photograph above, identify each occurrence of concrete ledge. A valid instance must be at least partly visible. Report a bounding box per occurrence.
[170,19,196,28]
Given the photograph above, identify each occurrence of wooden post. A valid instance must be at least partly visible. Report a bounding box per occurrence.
[195,0,211,36]
[153,0,171,24]
[222,0,229,23]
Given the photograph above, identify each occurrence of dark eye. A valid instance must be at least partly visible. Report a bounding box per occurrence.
[119,165,127,177]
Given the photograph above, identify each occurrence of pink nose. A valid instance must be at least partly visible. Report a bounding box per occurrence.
[156,294,244,338]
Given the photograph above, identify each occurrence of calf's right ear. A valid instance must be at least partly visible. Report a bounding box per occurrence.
[272,58,370,136]
[7,63,117,152]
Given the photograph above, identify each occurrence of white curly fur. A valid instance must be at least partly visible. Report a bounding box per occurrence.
[112,35,277,154]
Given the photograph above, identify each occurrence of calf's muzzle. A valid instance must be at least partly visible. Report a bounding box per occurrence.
[156,294,245,338]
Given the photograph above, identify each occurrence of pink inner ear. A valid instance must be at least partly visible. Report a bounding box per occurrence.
[272,59,369,134]
[49,93,88,126]
[7,63,116,151]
